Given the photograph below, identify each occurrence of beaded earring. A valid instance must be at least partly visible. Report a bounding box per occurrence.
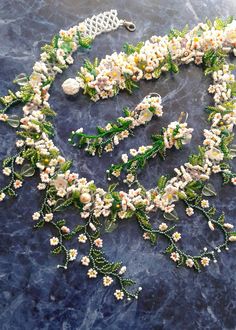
[108,115,193,182]
[68,93,163,155]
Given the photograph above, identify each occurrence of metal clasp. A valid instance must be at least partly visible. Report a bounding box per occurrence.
[122,20,136,32]
[148,92,161,99]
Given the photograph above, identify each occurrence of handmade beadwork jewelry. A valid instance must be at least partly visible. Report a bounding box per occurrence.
[69,93,163,155]
[0,15,236,302]
[107,118,194,182]
[63,17,236,102]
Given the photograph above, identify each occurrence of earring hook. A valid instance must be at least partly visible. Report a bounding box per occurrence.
[178,111,189,123]
[147,92,162,99]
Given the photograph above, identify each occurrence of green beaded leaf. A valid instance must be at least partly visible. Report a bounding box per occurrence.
[177,254,185,267]
[121,279,136,287]
[214,16,233,30]
[7,115,20,128]
[6,188,16,197]
[104,218,118,233]
[74,224,85,233]
[96,258,107,266]
[163,210,179,221]
[60,160,73,172]
[193,259,200,271]
[167,52,179,73]
[40,106,56,117]
[229,144,236,158]
[90,231,100,241]
[79,37,93,49]
[123,41,144,55]
[20,163,35,177]
[13,73,29,86]
[207,207,216,217]
[111,262,122,272]
[52,35,59,48]
[34,220,44,229]
[202,183,217,197]
[157,175,168,190]
[136,212,152,229]
[54,198,74,212]
[56,219,66,227]
[108,183,118,193]
[124,74,138,94]
[218,213,225,224]
[63,233,74,240]
[153,67,162,78]
[168,24,189,40]
[149,232,158,245]
[92,249,102,258]
[14,171,23,181]
[101,263,114,272]
[165,244,175,253]
[206,19,213,29]
[2,157,12,167]
[51,246,62,254]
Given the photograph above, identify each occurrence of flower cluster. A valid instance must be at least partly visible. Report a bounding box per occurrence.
[163,121,194,149]
[0,21,92,201]
[108,120,193,182]
[208,65,235,104]
[52,19,236,275]
[72,17,236,101]
[0,11,144,301]
[0,89,23,121]
[69,94,163,156]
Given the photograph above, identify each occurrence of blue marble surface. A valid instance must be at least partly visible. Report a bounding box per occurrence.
[0,0,236,329]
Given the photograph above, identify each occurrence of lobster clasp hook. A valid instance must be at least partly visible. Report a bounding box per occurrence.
[123,20,136,32]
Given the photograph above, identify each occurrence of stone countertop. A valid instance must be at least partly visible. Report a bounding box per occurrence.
[0,0,236,329]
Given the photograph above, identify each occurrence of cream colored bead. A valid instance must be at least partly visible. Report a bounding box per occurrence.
[223,223,234,229]
[208,221,215,231]
[80,192,92,204]
[62,78,80,95]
